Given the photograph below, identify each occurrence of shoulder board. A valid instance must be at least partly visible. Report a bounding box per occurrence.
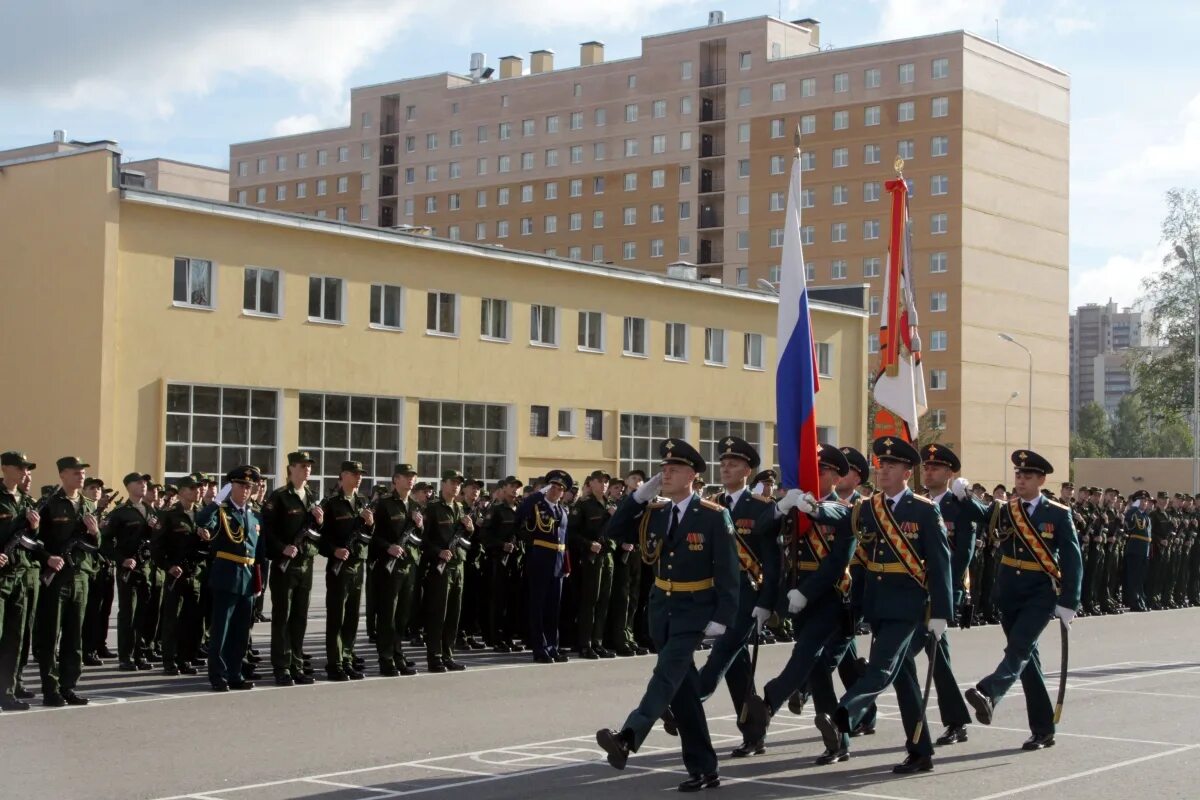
[699,499,724,512]
[908,493,935,505]
[646,501,669,510]
[1045,498,1069,512]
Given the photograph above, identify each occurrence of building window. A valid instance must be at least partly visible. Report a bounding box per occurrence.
[771,191,787,212]
[739,51,751,70]
[865,67,881,88]
[584,409,604,441]
[624,138,639,157]
[496,220,509,238]
[863,257,881,278]
[620,413,686,478]
[931,330,948,351]
[651,203,665,223]
[833,72,849,92]
[740,158,753,177]
[800,152,815,171]
[737,195,750,215]
[368,284,403,330]
[930,369,948,390]
[864,106,881,126]
[173,257,214,309]
[555,408,576,437]
[863,219,881,240]
[651,169,665,188]
[931,409,947,430]
[682,59,694,79]
[595,108,606,126]
[899,62,915,83]
[665,322,687,361]
[834,110,849,130]
[798,116,816,137]
[868,333,880,353]
[297,392,403,492]
[833,184,849,205]
[521,152,534,170]
[801,226,815,246]
[622,241,636,260]
[704,328,726,365]
[479,297,509,341]
[256,187,266,204]
[545,149,559,167]
[530,405,549,437]
[652,134,666,154]
[595,176,607,193]
[931,252,948,273]
[337,146,349,162]
[805,262,815,281]
[544,214,557,233]
[899,139,915,160]
[680,131,693,150]
[275,185,287,201]
[931,213,948,235]
[898,101,915,122]
[570,111,583,131]
[832,259,848,280]
[625,103,638,123]
[800,77,816,97]
[165,384,278,483]
[593,210,605,229]
[426,291,458,335]
[743,333,764,370]
[735,267,749,286]
[297,153,307,169]
[771,81,786,101]
[738,87,751,107]
[417,400,508,483]
[737,231,751,251]
[307,276,344,323]
[831,222,847,243]
[237,162,248,177]
[770,155,786,175]
[932,96,949,118]
[236,190,247,205]
[864,144,881,164]
[816,342,833,378]
[578,310,603,351]
[628,74,637,88]
[931,291,948,312]
[530,304,557,346]
[932,135,950,157]
[870,295,881,316]
[862,181,881,203]
[361,143,371,160]
[832,147,848,168]
[933,57,950,79]
[623,316,647,356]
[680,96,693,115]
[931,174,949,196]
[317,149,328,166]
[498,155,511,173]
[243,267,280,316]
[800,188,815,209]
[699,420,760,471]
[256,157,267,174]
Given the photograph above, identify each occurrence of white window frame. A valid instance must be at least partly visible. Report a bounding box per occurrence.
[307,275,346,325]
[743,333,764,371]
[577,310,605,353]
[480,297,510,343]
[426,291,459,337]
[530,304,559,348]
[703,327,727,367]
[557,408,576,437]
[173,256,215,310]
[623,316,648,358]
[242,266,281,318]
[665,322,688,362]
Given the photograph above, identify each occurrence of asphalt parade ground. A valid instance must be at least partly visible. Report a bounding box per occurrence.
[4,574,1199,800]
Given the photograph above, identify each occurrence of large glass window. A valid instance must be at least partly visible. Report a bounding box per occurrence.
[165,384,277,485]
[298,393,402,494]
[699,420,761,471]
[417,400,509,483]
[620,413,686,479]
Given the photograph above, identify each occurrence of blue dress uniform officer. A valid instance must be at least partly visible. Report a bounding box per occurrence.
[1123,490,1153,612]
[596,439,739,793]
[966,450,1082,750]
[198,466,266,691]
[814,437,954,774]
[918,443,991,747]
[692,436,780,757]
[517,470,572,664]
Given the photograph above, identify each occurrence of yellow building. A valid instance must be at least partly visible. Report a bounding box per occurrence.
[0,145,867,490]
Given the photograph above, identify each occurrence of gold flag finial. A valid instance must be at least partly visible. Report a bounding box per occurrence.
[894,156,905,176]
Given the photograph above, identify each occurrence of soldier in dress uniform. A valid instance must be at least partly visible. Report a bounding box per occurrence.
[812,437,953,774]
[260,451,324,686]
[685,436,780,758]
[1148,492,1174,610]
[571,470,617,659]
[422,469,473,673]
[318,461,375,680]
[368,463,424,676]
[152,475,209,675]
[1124,490,1153,612]
[596,439,739,792]
[965,450,1082,750]
[606,476,645,658]
[105,473,156,671]
[0,452,38,710]
[479,476,525,653]
[518,469,572,664]
[917,444,990,748]
[198,466,265,692]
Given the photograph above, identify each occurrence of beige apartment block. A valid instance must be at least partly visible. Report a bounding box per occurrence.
[228,13,1069,482]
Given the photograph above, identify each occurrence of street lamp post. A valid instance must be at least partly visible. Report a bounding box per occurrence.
[999,333,1033,448]
[1175,244,1199,496]
[1004,390,1020,478]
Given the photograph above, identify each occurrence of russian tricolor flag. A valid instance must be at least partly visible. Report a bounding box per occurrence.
[775,149,820,494]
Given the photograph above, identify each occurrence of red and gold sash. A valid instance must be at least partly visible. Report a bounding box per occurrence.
[1006,498,1061,585]
[869,492,927,587]
[806,523,852,594]
[734,530,763,590]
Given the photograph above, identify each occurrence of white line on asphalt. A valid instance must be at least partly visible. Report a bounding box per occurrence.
[965,744,1200,800]
[403,763,494,777]
[1071,686,1200,700]
[303,778,396,793]
[618,761,923,800]
[866,710,1194,748]
[1067,663,1200,687]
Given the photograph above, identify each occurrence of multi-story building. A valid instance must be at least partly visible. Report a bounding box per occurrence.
[0,142,871,489]
[1069,300,1151,424]
[228,12,1071,486]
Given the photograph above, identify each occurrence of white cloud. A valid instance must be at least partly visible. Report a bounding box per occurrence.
[1110,91,1200,184]
[1070,245,1169,308]
[871,0,1010,40]
[273,114,328,137]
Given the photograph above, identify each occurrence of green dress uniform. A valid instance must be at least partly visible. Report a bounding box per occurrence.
[197,467,266,690]
[597,440,739,784]
[14,485,41,699]
[479,479,524,651]
[261,461,321,680]
[369,473,423,674]
[968,450,1083,747]
[1149,497,1174,609]
[33,466,100,702]
[0,466,35,707]
[317,474,373,677]
[105,484,156,667]
[605,493,643,657]
[422,473,472,670]
[570,479,616,658]
[1123,492,1152,611]
[815,438,953,772]
[152,490,206,672]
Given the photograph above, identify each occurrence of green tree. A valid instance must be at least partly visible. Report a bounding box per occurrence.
[1146,412,1195,458]
[1109,394,1146,458]
[1070,402,1111,460]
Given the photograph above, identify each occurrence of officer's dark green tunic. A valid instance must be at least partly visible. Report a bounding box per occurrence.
[105,500,155,663]
[569,494,615,652]
[152,504,206,668]
[0,484,33,700]
[369,492,422,667]
[422,495,470,664]
[261,483,320,675]
[317,489,372,672]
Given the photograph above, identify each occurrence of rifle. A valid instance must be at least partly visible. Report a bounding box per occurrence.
[38,534,98,586]
[119,541,153,586]
[437,534,472,575]
[277,527,321,573]
[331,530,373,576]
[384,530,423,574]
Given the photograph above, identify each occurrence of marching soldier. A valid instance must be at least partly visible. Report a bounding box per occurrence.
[0,452,38,710]
[596,439,739,791]
[479,476,525,653]
[34,457,102,706]
[570,470,617,660]
[152,475,208,675]
[965,450,1082,749]
[423,470,473,672]
[105,473,156,671]
[812,437,953,774]
[692,436,779,757]
[918,444,990,748]
[261,451,323,686]
[368,464,423,676]
[1124,490,1152,612]
[318,461,374,680]
[518,470,572,664]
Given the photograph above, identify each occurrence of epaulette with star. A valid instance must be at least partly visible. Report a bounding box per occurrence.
[699,498,724,512]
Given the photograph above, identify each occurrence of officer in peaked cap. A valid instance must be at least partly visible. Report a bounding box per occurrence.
[1125,489,1153,612]
[965,449,1081,751]
[420,468,473,673]
[818,445,850,501]
[571,468,617,660]
[518,468,572,664]
[597,438,739,790]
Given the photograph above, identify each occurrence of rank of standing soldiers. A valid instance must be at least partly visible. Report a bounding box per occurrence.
[0,444,1194,729]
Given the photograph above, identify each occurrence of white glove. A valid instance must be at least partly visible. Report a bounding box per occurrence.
[951,477,969,500]
[215,482,233,504]
[703,621,726,638]
[751,482,766,496]
[1054,605,1076,624]
[787,589,808,614]
[927,618,948,639]
[777,489,816,515]
[538,484,552,495]
[633,473,663,503]
[750,606,771,630]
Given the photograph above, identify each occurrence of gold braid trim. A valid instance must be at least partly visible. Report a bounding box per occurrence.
[639,508,663,565]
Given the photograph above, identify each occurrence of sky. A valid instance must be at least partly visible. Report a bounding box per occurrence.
[2,0,1197,309]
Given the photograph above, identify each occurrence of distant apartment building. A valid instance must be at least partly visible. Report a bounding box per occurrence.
[228,12,1071,476]
[1069,300,1151,425]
